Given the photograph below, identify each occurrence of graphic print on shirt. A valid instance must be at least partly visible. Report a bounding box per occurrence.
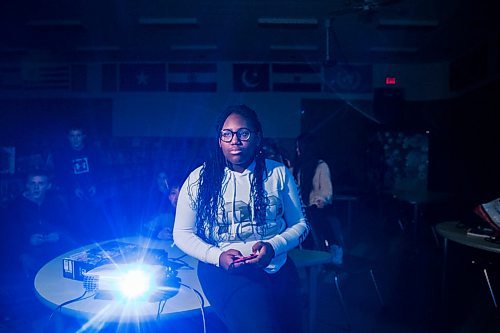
[217,195,282,241]
[72,157,90,175]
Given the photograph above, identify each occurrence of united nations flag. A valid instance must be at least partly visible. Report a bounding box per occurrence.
[324,64,372,93]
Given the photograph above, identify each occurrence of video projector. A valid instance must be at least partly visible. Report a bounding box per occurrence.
[83,263,180,302]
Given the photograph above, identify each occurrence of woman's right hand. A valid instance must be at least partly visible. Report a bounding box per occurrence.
[219,249,243,270]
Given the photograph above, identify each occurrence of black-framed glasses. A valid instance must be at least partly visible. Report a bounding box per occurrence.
[220,128,255,142]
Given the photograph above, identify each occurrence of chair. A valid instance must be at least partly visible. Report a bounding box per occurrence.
[288,248,332,333]
[301,211,384,331]
[289,248,385,332]
[472,259,498,309]
[326,254,385,331]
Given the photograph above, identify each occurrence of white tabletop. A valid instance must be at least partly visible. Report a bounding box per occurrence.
[34,236,209,323]
[435,221,500,254]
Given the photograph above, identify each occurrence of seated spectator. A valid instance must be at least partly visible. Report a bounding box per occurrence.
[53,125,104,200]
[5,169,74,280]
[142,174,181,240]
[52,124,113,241]
[142,170,171,221]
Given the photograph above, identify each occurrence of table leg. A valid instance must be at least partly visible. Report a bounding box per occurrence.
[308,266,319,333]
[483,268,498,308]
[346,201,352,245]
[412,203,419,240]
[441,237,448,306]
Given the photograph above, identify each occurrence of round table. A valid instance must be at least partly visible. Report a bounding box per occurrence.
[34,236,209,324]
[435,221,500,254]
[435,221,500,309]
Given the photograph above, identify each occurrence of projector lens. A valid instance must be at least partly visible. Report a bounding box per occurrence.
[119,269,151,299]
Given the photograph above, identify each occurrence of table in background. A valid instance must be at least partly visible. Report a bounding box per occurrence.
[333,194,358,244]
[435,221,500,309]
[34,237,208,326]
[390,190,452,241]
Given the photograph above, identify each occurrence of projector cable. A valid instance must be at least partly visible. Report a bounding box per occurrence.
[180,283,207,333]
[46,291,96,328]
[155,282,206,333]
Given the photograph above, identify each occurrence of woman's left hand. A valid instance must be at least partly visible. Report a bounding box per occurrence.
[250,241,275,268]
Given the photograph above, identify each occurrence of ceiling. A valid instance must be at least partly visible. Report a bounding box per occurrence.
[0,0,497,65]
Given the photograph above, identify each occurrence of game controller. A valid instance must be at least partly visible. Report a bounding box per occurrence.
[232,253,258,264]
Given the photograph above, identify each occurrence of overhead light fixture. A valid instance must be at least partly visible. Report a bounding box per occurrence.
[170,44,218,51]
[139,17,199,26]
[0,48,26,53]
[77,46,121,51]
[378,19,439,28]
[257,17,318,26]
[269,44,319,51]
[370,46,418,53]
[26,19,83,27]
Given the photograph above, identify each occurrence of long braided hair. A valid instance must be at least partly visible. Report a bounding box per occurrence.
[192,105,268,245]
[293,133,321,204]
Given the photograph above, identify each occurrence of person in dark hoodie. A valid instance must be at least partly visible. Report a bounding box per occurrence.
[6,169,73,280]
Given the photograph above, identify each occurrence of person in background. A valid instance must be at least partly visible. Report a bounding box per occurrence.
[142,170,170,221]
[54,125,104,201]
[173,105,309,333]
[52,124,112,241]
[293,132,344,265]
[143,176,181,240]
[5,169,73,280]
[260,138,291,168]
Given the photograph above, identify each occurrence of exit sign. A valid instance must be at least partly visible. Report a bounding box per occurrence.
[385,77,397,85]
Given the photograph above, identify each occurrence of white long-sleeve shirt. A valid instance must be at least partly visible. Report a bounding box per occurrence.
[308,160,333,207]
[173,159,309,273]
[292,159,333,208]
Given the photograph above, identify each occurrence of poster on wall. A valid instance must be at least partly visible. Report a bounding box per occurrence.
[377,131,429,192]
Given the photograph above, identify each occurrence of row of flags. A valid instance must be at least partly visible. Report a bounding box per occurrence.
[0,62,373,93]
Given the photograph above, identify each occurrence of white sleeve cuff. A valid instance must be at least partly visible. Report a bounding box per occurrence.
[205,246,224,267]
